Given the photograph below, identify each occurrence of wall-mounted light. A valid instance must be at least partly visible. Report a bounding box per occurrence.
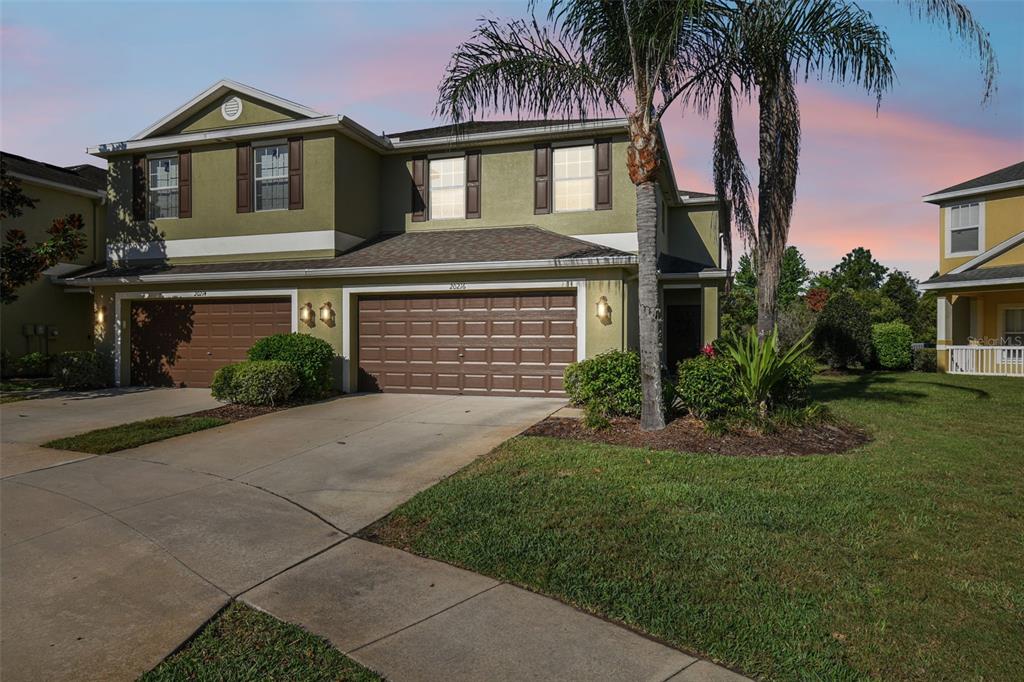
[319,301,334,323]
[595,296,612,325]
[95,305,106,325]
[299,302,314,324]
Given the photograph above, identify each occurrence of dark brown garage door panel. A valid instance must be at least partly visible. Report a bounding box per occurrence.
[131,297,292,388]
[358,291,577,396]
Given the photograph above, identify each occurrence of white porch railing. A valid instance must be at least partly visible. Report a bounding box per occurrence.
[947,345,1024,377]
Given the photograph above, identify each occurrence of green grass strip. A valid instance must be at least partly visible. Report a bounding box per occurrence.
[43,416,227,454]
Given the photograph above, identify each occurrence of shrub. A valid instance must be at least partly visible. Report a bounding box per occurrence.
[564,350,673,421]
[7,352,51,378]
[774,354,817,407]
[873,322,913,370]
[676,354,742,420]
[247,333,334,400]
[721,327,813,416]
[215,360,299,406]
[777,300,818,351]
[52,351,109,390]
[912,347,937,373]
[813,289,873,369]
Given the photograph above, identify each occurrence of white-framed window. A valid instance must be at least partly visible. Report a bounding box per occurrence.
[946,202,983,256]
[254,143,289,211]
[553,145,595,212]
[428,157,465,220]
[147,155,178,220]
[1001,307,1024,346]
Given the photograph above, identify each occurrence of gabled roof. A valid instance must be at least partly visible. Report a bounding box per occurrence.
[131,79,327,141]
[923,160,1024,203]
[1,151,106,196]
[920,263,1024,290]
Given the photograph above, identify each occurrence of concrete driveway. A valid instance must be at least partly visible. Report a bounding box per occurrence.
[0,392,561,681]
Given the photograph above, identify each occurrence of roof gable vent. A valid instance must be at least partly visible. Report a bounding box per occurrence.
[221,96,243,121]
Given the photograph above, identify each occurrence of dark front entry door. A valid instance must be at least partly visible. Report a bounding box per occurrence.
[666,304,701,372]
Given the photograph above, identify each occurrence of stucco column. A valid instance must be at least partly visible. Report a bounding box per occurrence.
[936,295,953,372]
[701,285,719,345]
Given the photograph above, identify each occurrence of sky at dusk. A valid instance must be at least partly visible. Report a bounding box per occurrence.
[2,0,1022,281]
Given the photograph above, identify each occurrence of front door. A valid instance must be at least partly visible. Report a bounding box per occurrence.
[666,304,701,372]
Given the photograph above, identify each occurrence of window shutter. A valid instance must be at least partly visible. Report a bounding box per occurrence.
[132,154,146,221]
[595,138,612,210]
[534,144,552,214]
[411,156,427,222]
[236,142,252,213]
[288,137,303,210]
[178,150,192,219]
[465,150,481,219]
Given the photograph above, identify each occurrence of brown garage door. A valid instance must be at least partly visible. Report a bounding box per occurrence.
[130,297,292,388]
[358,291,576,396]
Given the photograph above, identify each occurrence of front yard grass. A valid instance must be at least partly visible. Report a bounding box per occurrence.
[43,416,227,454]
[369,372,1024,680]
[141,602,380,681]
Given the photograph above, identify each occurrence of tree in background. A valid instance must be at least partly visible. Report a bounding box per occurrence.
[829,247,889,291]
[814,289,873,369]
[880,270,920,326]
[726,245,811,339]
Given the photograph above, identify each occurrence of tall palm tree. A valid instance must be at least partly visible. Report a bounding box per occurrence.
[435,0,722,430]
[710,0,997,338]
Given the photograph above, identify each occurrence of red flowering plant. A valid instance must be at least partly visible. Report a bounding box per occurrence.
[701,343,716,358]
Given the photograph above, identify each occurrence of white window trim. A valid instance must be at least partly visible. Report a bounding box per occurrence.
[340,279,587,393]
[428,156,467,221]
[996,303,1024,363]
[253,142,290,213]
[146,153,179,221]
[552,144,596,214]
[944,201,985,258]
[112,289,299,387]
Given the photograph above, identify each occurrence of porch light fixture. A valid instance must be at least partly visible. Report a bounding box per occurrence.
[595,296,612,325]
[299,302,314,324]
[95,305,106,325]
[319,301,334,323]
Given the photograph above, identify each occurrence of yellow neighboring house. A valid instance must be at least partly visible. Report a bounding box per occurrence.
[920,161,1024,376]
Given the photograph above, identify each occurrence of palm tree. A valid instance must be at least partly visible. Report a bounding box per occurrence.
[435,0,723,430]
[710,0,997,338]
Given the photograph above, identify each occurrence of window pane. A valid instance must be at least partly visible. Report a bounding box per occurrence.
[254,145,288,179]
[553,145,595,211]
[1005,309,1024,333]
[950,227,978,253]
[148,157,178,189]
[969,203,979,225]
[148,188,178,220]
[430,187,464,220]
[554,178,594,212]
[255,178,288,211]
[429,157,465,219]
[147,157,178,219]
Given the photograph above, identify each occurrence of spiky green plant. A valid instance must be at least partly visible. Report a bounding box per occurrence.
[722,326,811,416]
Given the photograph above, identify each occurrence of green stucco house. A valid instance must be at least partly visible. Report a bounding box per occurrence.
[63,80,725,395]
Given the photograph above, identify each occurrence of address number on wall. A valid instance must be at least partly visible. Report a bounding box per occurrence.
[449,282,467,290]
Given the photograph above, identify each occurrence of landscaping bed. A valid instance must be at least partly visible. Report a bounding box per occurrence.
[525,413,869,456]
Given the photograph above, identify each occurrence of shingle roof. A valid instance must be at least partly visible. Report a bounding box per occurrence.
[928,161,1024,197]
[922,263,1024,286]
[388,118,623,142]
[65,226,634,281]
[1,152,106,193]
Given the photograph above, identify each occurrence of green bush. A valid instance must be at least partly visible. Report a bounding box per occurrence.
[52,351,109,390]
[813,289,873,369]
[676,354,742,420]
[912,347,937,373]
[214,360,299,406]
[774,354,817,407]
[722,327,813,416]
[872,322,913,370]
[247,333,334,400]
[7,352,51,378]
[564,350,673,420]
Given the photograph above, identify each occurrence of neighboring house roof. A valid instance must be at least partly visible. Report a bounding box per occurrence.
[923,160,1024,203]
[388,119,621,141]
[920,263,1024,290]
[1,151,106,195]
[62,226,635,284]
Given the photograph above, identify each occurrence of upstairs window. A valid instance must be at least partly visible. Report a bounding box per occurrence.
[553,145,595,212]
[429,157,465,220]
[254,143,289,211]
[947,202,982,256]
[147,156,178,219]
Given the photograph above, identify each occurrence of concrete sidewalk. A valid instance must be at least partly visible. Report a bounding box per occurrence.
[244,537,750,682]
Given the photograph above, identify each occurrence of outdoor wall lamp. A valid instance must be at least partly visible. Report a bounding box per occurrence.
[595,296,612,325]
[299,302,314,324]
[95,305,106,325]
[319,301,334,324]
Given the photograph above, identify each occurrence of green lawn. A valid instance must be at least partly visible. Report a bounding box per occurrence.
[43,416,227,454]
[0,378,55,403]
[370,372,1024,680]
[141,602,380,682]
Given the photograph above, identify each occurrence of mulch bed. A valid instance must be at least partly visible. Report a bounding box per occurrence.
[189,403,284,423]
[524,415,870,457]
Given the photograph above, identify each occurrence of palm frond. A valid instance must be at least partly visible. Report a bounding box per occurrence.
[712,82,755,284]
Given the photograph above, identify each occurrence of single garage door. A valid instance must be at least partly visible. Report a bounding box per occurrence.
[358,291,576,396]
[130,297,292,388]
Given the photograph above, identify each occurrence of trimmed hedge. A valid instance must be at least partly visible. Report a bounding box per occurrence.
[247,333,334,399]
[675,354,742,420]
[872,322,913,370]
[5,352,51,378]
[52,351,109,390]
[211,360,299,406]
[564,350,674,421]
[913,347,938,372]
[813,289,873,369]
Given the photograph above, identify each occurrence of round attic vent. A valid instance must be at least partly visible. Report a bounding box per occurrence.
[221,96,243,121]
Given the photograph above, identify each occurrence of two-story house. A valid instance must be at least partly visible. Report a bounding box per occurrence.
[1,152,107,360]
[920,161,1024,376]
[62,80,725,395]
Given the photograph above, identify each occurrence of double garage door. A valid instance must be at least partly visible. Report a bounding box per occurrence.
[358,290,577,396]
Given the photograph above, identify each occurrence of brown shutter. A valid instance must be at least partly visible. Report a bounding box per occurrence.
[132,154,147,221]
[595,139,612,210]
[534,144,551,214]
[178,150,192,218]
[465,150,481,219]
[236,142,252,213]
[288,137,303,210]
[411,156,427,222]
